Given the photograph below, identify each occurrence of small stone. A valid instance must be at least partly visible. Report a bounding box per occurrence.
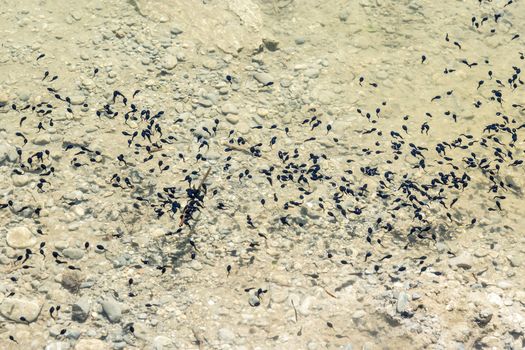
[6,226,36,248]
[253,72,274,86]
[153,335,172,350]
[304,68,320,79]
[70,94,86,105]
[298,296,315,316]
[18,92,30,101]
[218,328,235,342]
[11,174,32,187]
[262,37,279,51]
[295,37,305,45]
[0,142,17,164]
[61,271,84,292]
[396,291,409,313]
[161,55,177,70]
[220,102,238,115]
[339,10,350,21]
[72,297,90,322]
[63,248,84,260]
[507,255,523,267]
[352,310,366,319]
[0,92,8,107]
[256,108,268,117]
[475,309,493,327]
[487,292,503,306]
[449,253,473,270]
[33,134,51,145]
[202,58,218,70]
[170,26,183,35]
[0,298,42,323]
[497,280,512,289]
[248,294,260,307]
[75,339,109,350]
[46,342,71,350]
[101,298,122,323]
[197,99,213,108]
[189,260,202,271]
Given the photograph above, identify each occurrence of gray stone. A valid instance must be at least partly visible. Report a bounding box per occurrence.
[248,294,260,307]
[220,102,238,115]
[0,92,8,107]
[72,297,91,322]
[253,72,274,86]
[63,248,85,260]
[6,226,36,248]
[101,298,122,323]
[33,134,51,145]
[396,291,409,313]
[304,68,320,79]
[339,10,350,22]
[0,298,42,323]
[170,26,183,35]
[197,99,213,108]
[11,173,31,187]
[161,55,177,70]
[218,328,235,342]
[295,37,305,45]
[262,37,279,51]
[74,339,108,350]
[70,94,86,105]
[66,329,81,339]
[0,142,17,165]
[153,335,173,350]
[507,255,523,267]
[45,342,71,350]
[475,309,493,327]
[449,253,473,270]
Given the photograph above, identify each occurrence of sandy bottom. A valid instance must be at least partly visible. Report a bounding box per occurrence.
[0,0,524,349]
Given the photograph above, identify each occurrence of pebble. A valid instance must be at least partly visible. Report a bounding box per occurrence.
[262,37,279,51]
[220,102,238,115]
[0,142,17,165]
[63,247,85,260]
[12,173,32,187]
[161,55,177,70]
[295,37,306,45]
[449,253,473,270]
[0,298,42,323]
[248,294,261,307]
[507,255,523,267]
[70,94,86,105]
[253,72,274,86]
[352,310,367,319]
[298,296,315,316]
[487,292,503,306]
[72,296,91,322]
[339,10,350,21]
[33,134,51,145]
[6,226,37,248]
[197,98,213,108]
[0,92,8,107]
[74,339,109,350]
[46,342,71,350]
[218,328,236,342]
[170,26,183,35]
[153,336,173,350]
[396,291,409,313]
[100,298,122,323]
[304,68,320,79]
